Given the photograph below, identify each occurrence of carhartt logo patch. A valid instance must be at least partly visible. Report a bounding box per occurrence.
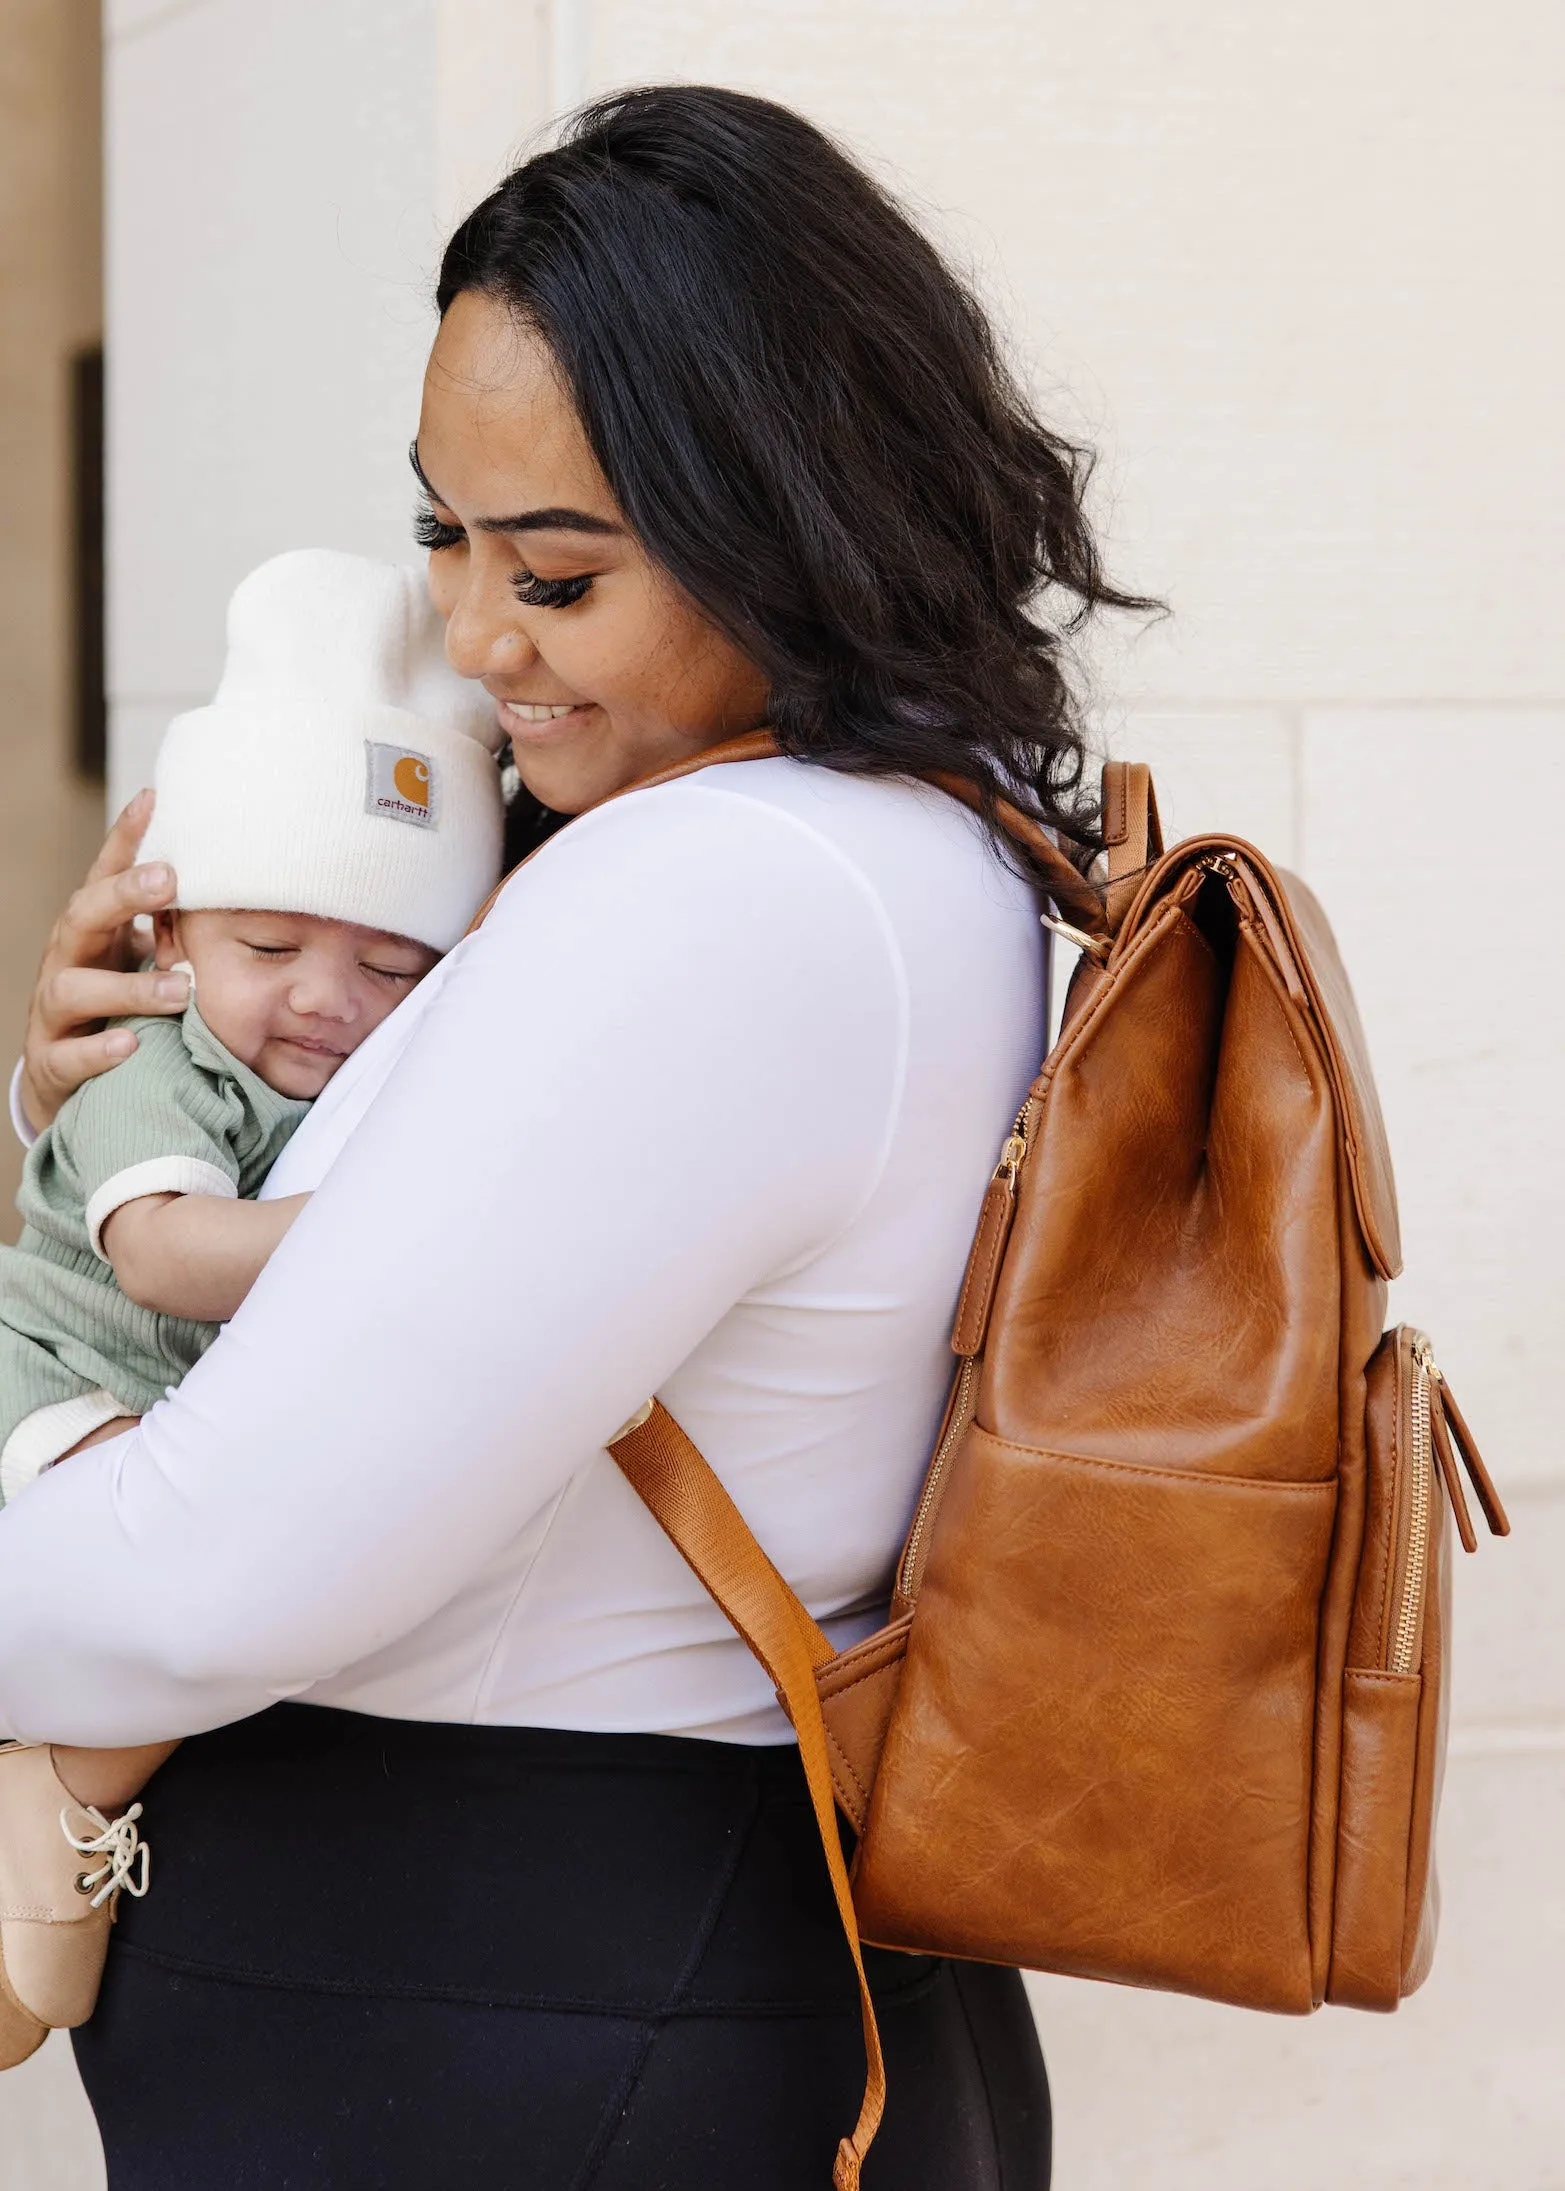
[366,742,437,828]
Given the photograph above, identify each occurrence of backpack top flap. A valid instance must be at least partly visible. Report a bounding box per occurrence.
[1105,833,1402,1282]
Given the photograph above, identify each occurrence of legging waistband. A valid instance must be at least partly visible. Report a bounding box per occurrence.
[113,1702,938,2014]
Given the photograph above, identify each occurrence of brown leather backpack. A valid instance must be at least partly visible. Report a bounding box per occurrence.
[600,741,1511,2190]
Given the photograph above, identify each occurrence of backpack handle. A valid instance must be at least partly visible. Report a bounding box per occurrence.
[1101,759,1164,881]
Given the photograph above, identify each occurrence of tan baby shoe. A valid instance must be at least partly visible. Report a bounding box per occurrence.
[0,1743,149,2067]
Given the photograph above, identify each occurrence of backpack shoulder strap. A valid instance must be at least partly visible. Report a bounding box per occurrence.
[608,1400,884,2191]
[467,729,1114,945]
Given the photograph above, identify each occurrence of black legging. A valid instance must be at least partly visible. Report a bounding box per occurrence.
[74,1703,1050,2188]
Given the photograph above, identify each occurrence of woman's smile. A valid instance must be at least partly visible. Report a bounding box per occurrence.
[500,701,587,724]
[492,695,600,747]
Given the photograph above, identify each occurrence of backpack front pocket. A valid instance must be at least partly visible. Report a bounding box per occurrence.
[853,1426,1338,2012]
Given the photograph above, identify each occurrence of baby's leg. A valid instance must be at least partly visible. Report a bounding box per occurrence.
[60,1416,139,1458]
[51,1743,178,1812]
[48,1418,178,1812]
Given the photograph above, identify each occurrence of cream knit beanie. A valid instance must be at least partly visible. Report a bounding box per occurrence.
[140,549,505,953]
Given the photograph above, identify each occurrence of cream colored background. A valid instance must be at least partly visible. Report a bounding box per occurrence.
[4,3,1560,2184]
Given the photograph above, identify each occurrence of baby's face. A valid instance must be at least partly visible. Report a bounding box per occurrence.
[156,909,439,1099]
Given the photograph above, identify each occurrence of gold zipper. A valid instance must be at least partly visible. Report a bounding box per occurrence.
[898,1354,977,1604]
[896,1105,1032,1604]
[1390,1331,1437,1674]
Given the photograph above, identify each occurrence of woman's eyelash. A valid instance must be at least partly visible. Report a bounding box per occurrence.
[414,502,591,608]
[413,502,465,552]
[511,571,592,609]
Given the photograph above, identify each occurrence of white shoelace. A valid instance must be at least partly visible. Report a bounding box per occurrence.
[61,1803,151,1909]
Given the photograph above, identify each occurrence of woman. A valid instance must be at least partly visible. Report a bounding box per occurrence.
[3,87,1146,2187]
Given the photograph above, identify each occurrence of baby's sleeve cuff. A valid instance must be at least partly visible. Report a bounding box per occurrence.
[8,1061,37,1151]
[86,1157,238,1262]
[0,1390,130,1503]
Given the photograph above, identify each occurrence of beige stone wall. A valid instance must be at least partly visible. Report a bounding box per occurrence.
[5,3,1560,2183]
[0,0,108,1246]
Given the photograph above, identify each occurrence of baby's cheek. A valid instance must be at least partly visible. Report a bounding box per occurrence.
[357,978,424,1043]
[355,994,398,1042]
[193,987,268,1075]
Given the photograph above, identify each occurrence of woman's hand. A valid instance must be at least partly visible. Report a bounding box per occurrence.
[18,791,190,1134]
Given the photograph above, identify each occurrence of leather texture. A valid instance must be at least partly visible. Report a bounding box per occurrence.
[535,740,1514,2180]
[859,1427,1338,2006]
[1328,1669,1423,2011]
[1328,1325,1505,2005]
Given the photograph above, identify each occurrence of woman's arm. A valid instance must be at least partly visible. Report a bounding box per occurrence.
[0,785,907,1745]
[18,791,188,1137]
[103,1192,311,1321]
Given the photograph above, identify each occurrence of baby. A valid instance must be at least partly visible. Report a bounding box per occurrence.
[0,549,503,2066]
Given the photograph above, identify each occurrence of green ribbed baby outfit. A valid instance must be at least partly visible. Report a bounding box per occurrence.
[0,1005,308,1499]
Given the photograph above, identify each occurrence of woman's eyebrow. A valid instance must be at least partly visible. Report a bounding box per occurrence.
[477,507,624,538]
[409,442,624,538]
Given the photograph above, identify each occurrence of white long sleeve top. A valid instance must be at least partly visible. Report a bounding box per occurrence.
[0,759,1046,1748]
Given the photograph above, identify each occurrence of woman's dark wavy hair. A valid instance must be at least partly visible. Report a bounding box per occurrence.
[437,85,1156,880]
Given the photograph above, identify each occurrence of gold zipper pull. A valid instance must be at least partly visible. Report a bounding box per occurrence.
[951,1109,1031,1358]
[993,1131,1028,1187]
[994,1101,1032,1185]
[1428,1382,1479,1554]
[1231,858,1309,1005]
[1418,1339,1510,1539]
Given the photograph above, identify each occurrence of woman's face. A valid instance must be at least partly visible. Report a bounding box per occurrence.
[417,290,770,814]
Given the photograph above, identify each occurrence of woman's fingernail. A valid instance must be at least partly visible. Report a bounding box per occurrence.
[119,788,153,823]
[104,1030,137,1059]
[154,975,189,1002]
[137,863,174,896]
